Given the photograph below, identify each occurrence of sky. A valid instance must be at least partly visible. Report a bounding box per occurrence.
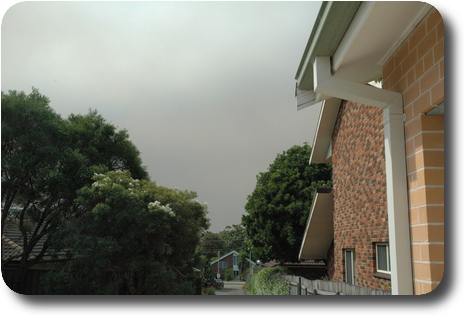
[3,0,323,232]
[2,0,464,311]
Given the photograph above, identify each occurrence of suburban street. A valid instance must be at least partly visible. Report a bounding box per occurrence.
[215,281,247,295]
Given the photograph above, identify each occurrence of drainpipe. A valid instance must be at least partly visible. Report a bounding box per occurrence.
[312,56,413,295]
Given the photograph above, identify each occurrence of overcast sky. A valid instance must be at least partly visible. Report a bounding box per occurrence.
[2,1,323,232]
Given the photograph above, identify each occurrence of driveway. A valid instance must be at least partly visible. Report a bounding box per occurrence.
[215,281,247,295]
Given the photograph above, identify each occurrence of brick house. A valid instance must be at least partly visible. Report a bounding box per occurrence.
[296,2,444,295]
[210,250,246,279]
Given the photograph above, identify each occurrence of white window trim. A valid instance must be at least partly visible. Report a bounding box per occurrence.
[376,243,391,274]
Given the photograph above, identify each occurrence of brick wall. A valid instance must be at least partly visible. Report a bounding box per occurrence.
[382,7,444,295]
[330,100,390,291]
[210,253,235,279]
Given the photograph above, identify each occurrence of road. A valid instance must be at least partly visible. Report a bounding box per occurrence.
[215,281,247,295]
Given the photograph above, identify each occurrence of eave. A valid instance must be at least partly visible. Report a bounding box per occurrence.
[299,188,334,260]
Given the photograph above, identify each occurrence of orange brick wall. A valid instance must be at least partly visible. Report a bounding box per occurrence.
[382,7,444,295]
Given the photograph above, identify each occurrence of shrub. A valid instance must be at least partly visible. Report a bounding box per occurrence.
[225,268,234,281]
[247,267,288,295]
[202,286,216,295]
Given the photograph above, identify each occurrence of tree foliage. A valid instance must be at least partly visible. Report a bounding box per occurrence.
[242,143,331,263]
[1,88,148,291]
[43,171,209,294]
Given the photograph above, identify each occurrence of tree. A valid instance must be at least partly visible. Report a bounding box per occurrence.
[1,88,148,292]
[42,171,210,294]
[241,143,332,263]
[218,224,247,252]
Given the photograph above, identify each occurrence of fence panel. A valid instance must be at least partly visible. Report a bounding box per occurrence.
[283,275,391,295]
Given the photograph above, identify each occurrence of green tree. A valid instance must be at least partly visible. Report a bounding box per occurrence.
[242,143,331,263]
[1,88,148,292]
[198,232,227,260]
[43,171,209,294]
[218,224,247,252]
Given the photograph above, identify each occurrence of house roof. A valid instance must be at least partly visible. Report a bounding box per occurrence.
[296,1,432,110]
[299,188,334,260]
[210,250,239,265]
[2,228,67,262]
[1,236,35,261]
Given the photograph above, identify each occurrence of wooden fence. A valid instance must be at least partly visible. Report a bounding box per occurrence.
[282,275,391,295]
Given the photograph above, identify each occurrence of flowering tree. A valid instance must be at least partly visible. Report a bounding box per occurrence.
[2,89,148,293]
[44,171,210,294]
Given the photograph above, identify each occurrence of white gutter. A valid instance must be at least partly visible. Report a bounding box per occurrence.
[312,56,413,295]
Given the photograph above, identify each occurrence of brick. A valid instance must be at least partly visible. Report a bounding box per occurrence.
[402,48,418,74]
[431,79,444,105]
[434,39,444,63]
[404,82,420,107]
[412,91,432,115]
[383,56,396,80]
[422,150,445,168]
[413,262,444,282]
[420,65,440,94]
[420,114,444,131]
[409,21,426,51]
[421,132,444,150]
[405,116,423,139]
[426,9,442,33]
[417,28,437,60]
[330,101,388,290]
[420,243,444,262]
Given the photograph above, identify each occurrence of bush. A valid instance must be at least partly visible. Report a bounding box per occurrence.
[225,268,234,281]
[247,267,288,295]
[202,286,216,295]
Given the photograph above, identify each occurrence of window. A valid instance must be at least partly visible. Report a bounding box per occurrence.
[376,243,391,274]
[219,262,228,269]
[344,249,356,285]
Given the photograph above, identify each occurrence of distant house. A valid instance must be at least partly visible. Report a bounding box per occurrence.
[2,228,68,294]
[295,1,444,295]
[210,250,256,279]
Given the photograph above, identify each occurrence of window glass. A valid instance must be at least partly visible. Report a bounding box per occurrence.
[376,243,390,273]
[345,249,355,285]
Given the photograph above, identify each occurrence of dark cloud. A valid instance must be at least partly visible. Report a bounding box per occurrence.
[2,1,322,232]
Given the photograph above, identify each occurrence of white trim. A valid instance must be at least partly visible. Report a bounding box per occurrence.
[333,1,377,72]
[210,250,240,265]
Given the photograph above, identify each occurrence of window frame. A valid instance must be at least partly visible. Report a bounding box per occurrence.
[375,242,391,275]
[344,249,356,285]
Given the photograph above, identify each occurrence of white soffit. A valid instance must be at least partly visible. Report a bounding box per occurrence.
[309,97,341,164]
[299,190,334,260]
[332,1,432,84]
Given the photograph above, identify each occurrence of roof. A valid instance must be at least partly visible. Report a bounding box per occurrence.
[299,188,334,260]
[295,1,361,91]
[296,1,432,110]
[2,236,35,261]
[210,250,240,265]
[2,228,67,262]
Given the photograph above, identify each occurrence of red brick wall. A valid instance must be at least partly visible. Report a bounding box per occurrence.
[330,100,391,290]
[210,253,235,278]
